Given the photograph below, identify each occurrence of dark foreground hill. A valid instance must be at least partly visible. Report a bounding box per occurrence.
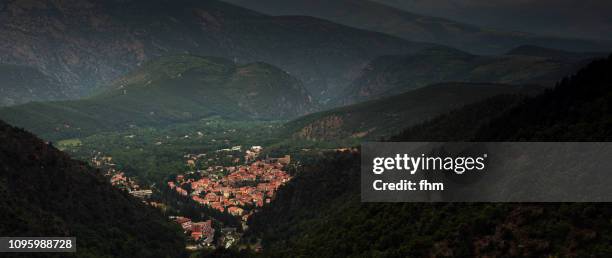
[0,55,313,140]
[245,56,612,256]
[0,120,185,257]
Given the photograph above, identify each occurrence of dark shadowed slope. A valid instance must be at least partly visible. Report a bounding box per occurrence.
[281,83,540,146]
[0,119,185,257]
[246,56,612,258]
[0,64,66,106]
[0,55,313,140]
[395,54,612,142]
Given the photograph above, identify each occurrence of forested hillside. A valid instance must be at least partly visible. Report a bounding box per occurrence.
[0,55,313,140]
[396,54,612,141]
[281,83,540,146]
[246,55,612,257]
[0,120,185,257]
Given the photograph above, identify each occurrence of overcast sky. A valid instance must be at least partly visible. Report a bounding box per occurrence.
[373,0,612,40]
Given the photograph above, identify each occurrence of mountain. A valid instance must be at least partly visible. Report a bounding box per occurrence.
[246,56,612,257]
[0,64,66,106]
[370,0,612,42]
[280,83,540,146]
[0,0,432,104]
[0,55,313,140]
[0,119,185,257]
[338,47,596,105]
[506,45,606,61]
[395,54,612,142]
[221,0,612,55]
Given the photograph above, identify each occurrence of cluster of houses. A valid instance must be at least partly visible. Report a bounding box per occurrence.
[92,154,153,199]
[172,216,215,244]
[90,146,293,249]
[184,146,265,168]
[244,146,263,162]
[108,171,134,189]
[167,155,292,222]
[108,170,154,199]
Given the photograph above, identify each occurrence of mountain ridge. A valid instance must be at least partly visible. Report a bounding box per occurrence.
[222,0,612,55]
[0,0,433,104]
[279,82,541,146]
[337,46,596,105]
[0,55,313,140]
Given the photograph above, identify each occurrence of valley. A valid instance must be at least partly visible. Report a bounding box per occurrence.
[1,49,610,256]
[1,0,611,257]
[85,138,294,251]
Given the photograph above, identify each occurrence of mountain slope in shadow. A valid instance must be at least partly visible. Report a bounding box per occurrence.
[246,55,612,257]
[0,119,186,257]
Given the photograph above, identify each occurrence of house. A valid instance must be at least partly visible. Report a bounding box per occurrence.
[130,189,152,199]
[228,206,244,216]
[205,192,219,202]
[211,202,224,212]
[191,231,203,241]
[176,187,188,196]
[192,195,207,205]
[187,159,195,166]
[175,217,192,231]
[277,155,291,165]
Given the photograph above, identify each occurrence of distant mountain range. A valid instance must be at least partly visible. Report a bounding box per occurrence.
[0,55,313,140]
[337,46,598,105]
[392,54,612,142]
[222,0,612,55]
[0,119,185,257]
[0,0,432,105]
[2,0,608,107]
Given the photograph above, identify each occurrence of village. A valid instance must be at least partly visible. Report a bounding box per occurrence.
[91,155,154,199]
[89,145,292,250]
[167,145,292,226]
[171,216,216,248]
